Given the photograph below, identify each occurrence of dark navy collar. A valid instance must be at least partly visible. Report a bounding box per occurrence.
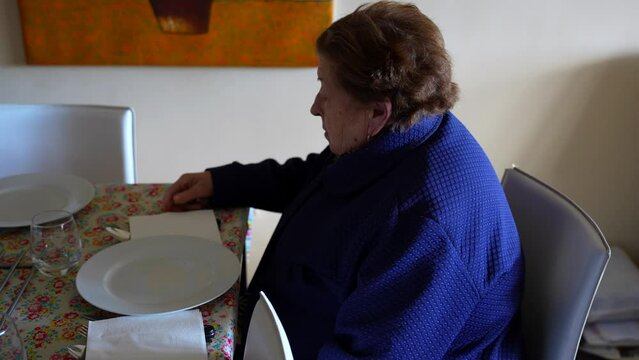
[321,113,445,195]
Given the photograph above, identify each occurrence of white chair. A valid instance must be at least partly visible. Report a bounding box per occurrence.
[502,167,610,360]
[0,104,136,183]
[243,291,293,360]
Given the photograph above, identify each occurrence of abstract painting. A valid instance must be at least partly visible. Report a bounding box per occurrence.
[18,0,333,66]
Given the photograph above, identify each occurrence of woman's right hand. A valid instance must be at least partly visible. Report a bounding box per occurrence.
[161,171,213,212]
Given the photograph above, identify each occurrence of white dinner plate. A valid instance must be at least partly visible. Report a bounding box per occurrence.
[76,235,241,316]
[0,173,95,228]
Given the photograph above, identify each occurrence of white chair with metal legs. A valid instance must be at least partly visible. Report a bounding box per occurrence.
[243,291,293,360]
[502,167,610,360]
[0,104,136,183]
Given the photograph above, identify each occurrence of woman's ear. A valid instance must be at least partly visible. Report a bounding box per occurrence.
[368,98,392,138]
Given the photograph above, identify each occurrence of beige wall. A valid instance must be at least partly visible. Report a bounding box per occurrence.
[1,0,638,259]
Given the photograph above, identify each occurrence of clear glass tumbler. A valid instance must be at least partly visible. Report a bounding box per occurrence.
[0,315,27,360]
[30,210,83,277]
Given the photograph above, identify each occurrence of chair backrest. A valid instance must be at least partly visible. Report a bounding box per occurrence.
[502,167,610,360]
[244,291,293,360]
[0,104,136,183]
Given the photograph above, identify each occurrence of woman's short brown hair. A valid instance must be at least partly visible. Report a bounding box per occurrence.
[316,1,459,130]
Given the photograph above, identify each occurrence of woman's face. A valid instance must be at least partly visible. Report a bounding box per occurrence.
[310,57,371,156]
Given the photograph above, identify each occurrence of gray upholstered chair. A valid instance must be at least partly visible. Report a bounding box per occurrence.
[502,167,610,360]
[0,104,136,183]
[244,291,293,360]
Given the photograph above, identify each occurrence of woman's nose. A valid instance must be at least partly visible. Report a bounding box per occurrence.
[310,94,321,116]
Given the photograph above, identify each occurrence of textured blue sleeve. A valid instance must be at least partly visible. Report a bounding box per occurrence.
[318,205,481,359]
[207,149,331,212]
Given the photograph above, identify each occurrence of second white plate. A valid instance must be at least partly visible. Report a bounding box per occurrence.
[76,235,240,316]
[0,172,95,227]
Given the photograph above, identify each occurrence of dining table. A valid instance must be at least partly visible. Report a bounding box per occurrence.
[0,183,249,360]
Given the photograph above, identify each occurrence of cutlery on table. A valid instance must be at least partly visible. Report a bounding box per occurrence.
[67,344,86,359]
[0,249,26,270]
[0,267,35,335]
[105,226,130,240]
[0,250,27,287]
[78,325,88,338]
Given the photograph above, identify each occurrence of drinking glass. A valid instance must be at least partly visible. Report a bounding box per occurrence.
[30,210,83,277]
[0,315,27,360]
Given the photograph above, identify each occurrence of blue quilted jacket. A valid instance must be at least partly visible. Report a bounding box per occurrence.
[210,112,523,359]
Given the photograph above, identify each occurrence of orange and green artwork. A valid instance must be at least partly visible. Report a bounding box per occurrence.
[18,0,333,66]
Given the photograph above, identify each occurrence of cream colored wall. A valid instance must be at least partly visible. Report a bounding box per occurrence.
[1,0,638,258]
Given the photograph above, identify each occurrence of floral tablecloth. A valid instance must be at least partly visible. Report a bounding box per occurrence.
[0,184,248,360]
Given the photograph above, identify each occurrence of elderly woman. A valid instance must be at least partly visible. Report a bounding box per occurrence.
[162,1,523,358]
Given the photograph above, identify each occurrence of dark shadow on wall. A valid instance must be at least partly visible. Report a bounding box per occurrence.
[0,0,26,65]
[521,56,639,261]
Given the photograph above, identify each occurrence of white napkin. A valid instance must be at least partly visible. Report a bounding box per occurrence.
[129,210,221,244]
[584,320,639,347]
[86,310,207,360]
[589,246,639,323]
